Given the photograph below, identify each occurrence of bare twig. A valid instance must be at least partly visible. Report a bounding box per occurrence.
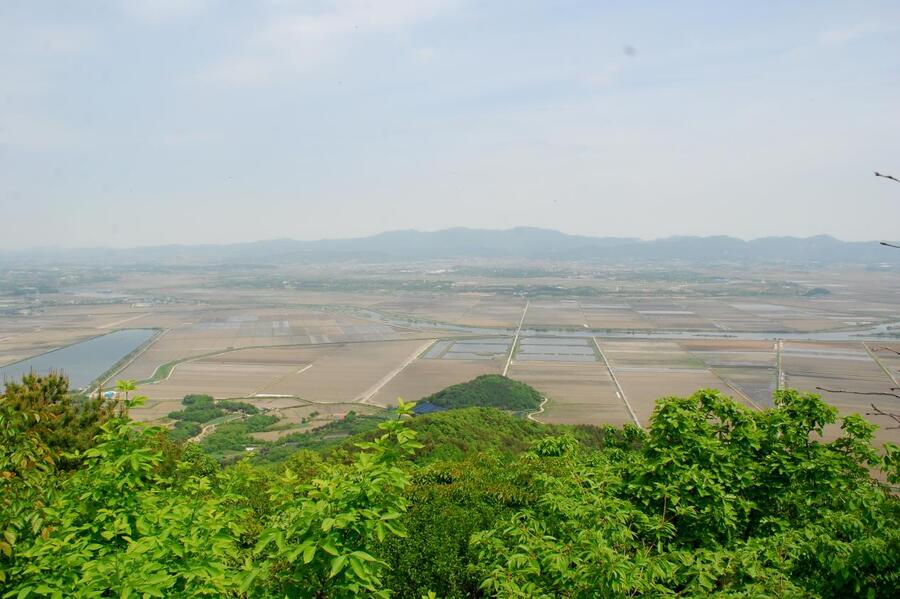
[872,346,900,357]
[880,242,900,249]
[875,171,900,183]
[815,386,900,400]
[866,404,900,430]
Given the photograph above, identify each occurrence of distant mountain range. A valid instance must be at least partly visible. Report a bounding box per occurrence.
[2,228,898,265]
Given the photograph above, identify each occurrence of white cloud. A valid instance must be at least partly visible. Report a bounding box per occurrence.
[207,0,455,86]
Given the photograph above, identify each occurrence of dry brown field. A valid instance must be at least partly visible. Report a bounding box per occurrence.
[615,369,733,426]
[680,339,777,406]
[507,361,631,426]
[115,308,408,381]
[370,295,482,325]
[260,339,431,402]
[580,303,656,330]
[524,301,587,327]
[140,361,300,401]
[456,296,527,328]
[782,341,899,445]
[369,357,500,407]
[599,340,707,370]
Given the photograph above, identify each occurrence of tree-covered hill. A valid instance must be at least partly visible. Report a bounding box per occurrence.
[2,373,899,598]
[418,374,543,412]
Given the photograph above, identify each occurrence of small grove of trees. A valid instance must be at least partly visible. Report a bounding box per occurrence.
[2,371,899,597]
[422,374,543,411]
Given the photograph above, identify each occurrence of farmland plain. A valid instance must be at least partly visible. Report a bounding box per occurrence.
[3,261,900,443]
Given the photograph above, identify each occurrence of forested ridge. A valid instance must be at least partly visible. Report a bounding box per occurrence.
[2,372,899,598]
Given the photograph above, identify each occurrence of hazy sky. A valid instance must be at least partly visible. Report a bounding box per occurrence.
[2,1,900,248]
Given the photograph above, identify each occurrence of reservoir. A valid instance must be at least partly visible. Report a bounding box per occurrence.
[0,329,158,390]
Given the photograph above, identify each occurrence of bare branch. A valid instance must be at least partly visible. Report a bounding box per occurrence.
[875,171,900,183]
[866,404,900,429]
[815,386,900,400]
[872,346,900,357]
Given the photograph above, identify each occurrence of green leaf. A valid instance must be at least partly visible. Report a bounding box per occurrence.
[330,555,347,578]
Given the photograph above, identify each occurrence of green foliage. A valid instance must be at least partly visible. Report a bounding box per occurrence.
[470,389,900,598]
[257,411,395,463]
[1,381,423,598]
[383,453,533,598]
[200,414,279,460]
[364,407,615,464]
[217,400,259,414]
[181,393,214,405]
[421,374,543,412]
[1,372,115,469]
[0,388,56,582]
[249,400,422,598]
[168,394,225,423]
[167,420,202,443]
[2,371,898,598]
[168,405,225,423]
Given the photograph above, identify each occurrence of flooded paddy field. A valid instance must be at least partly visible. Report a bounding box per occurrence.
[0,328,157,389]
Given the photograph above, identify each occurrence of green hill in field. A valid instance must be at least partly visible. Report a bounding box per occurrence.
[418,374,543,412]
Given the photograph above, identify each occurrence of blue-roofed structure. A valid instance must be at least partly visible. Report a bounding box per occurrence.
[412,401,448,416]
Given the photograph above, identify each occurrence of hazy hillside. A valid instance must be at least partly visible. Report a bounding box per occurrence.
[3,228,897,266]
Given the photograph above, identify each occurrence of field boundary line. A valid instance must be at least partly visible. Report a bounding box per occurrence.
[678,343,763,411]
[503,300,529,376]
[592,337,642,429]
[707,367,763,411]
[136,335,443,386]
[98,313,149,330]
[776,339,784,390]
[96,328,168,390]
[862,342,899,387]
[357,339,435,404]
[253,363,315,397]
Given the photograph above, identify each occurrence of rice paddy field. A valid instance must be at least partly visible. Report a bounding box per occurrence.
[3,262,900,445]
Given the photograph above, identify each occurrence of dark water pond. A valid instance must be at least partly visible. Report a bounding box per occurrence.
[0,329,157,390]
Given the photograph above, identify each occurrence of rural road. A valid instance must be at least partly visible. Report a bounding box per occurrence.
[503,300,530,376]
[357,339,436,404]
[593,337,642,429]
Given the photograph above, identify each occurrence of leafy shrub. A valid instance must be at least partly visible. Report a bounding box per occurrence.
[181,394,214,406]
[217,400,259,414]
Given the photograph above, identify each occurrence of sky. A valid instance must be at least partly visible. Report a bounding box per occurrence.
[1,1,900,249]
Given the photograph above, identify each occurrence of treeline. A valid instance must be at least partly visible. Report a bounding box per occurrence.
[2,372,900,597]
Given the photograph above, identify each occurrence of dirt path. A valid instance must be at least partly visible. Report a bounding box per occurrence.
[527,396,548,422]
[188,413,244,443]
